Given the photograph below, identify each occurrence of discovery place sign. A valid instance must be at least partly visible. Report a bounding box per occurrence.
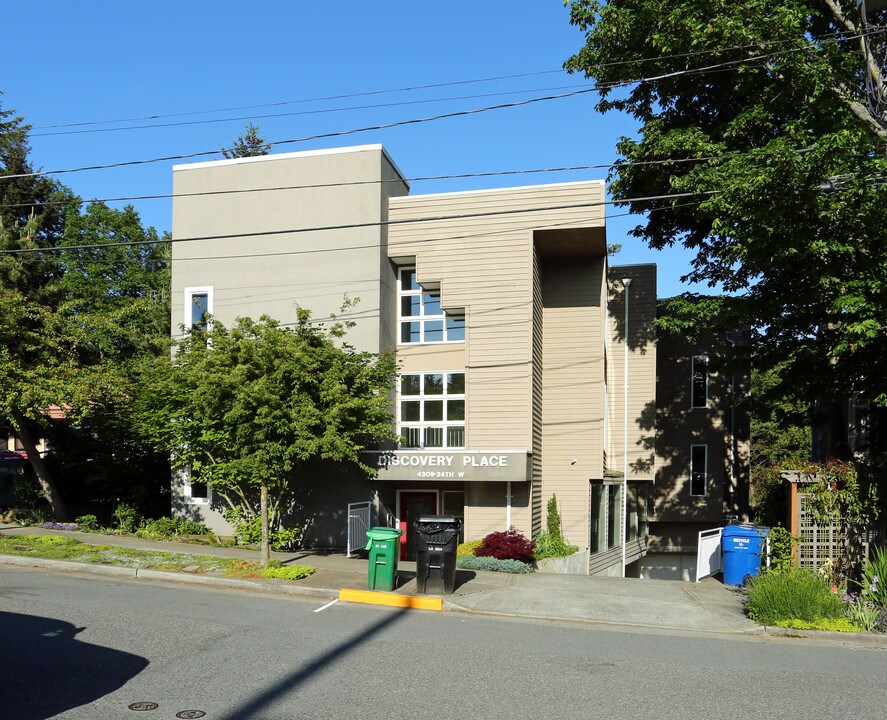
[364,451,531,483]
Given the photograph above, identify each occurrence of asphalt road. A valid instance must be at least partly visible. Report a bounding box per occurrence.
[2,566,886,720]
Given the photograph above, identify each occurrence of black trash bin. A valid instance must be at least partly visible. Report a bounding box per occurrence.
[413,515,462,594]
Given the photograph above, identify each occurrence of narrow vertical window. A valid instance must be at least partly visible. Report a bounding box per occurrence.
[691,355,708,408]
[690,445,707,496]
[184,286,214,333]
[607,484,621,549]
[184,468,210,504]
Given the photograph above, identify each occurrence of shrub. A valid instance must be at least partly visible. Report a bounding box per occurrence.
[534,532,579,560]
[457,539,482,558]
[476,529,535,562]
[843,594,882,632]
[775,617,860,632]
[33,535,80,546]
[113,503,144,533]
[457,555,532,574]
[136,517,210,540]
[859,546,887,608]
[765,525,798,574]
[747,568,844,626]
[224,510,300,551]
[534,495,579,560]
[74,515,100,532]
[262,564,315,581]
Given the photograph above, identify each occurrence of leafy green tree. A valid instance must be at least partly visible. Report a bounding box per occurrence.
[1,99,171,518]
[565,1,887,457]
[142,312,396,565]
[220,122,271,159]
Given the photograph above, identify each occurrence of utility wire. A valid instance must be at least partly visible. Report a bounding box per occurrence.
[31,26,884,132]
[4,41,871,183]
[0,151,768,210]
[30,84,586,137]
[0,190,715,256]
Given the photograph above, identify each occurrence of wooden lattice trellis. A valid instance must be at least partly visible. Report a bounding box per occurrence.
[796,493,841,570]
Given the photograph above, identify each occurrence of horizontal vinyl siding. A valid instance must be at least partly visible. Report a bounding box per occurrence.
[540,258,606,548]
[389,183,605,451]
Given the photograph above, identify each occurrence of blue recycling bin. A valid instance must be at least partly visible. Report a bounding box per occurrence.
[722,524,769,586]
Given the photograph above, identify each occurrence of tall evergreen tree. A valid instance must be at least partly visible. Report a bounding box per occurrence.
[220,122,271,159]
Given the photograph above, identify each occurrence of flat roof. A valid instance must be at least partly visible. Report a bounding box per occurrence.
[172,143,407,184]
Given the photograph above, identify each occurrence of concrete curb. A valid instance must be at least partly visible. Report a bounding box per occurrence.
[0,555,338,601]
[0,554,138,578]
[760,624,887,647]
[442,596,769,638]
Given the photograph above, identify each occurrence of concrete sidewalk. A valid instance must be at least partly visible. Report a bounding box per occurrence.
[2,524,881,644]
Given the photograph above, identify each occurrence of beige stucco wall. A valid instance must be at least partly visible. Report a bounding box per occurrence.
[170,146,408,530]
[171,145,408,352]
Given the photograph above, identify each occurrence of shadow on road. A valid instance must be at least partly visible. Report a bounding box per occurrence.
[222,606,409,719]
[0,611,148,719]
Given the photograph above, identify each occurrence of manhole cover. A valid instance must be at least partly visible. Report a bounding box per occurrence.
[128,702,159,711]
[175,712,206,719]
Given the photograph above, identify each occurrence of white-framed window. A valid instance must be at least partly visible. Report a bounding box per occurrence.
[183,467,211,505]
[398,372,465,449]
[398,268,465,344]
[690,445,707,496]
[691,355,709,408]
[184,286,213,333]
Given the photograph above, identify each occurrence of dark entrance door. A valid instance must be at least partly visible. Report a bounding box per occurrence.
[398,491,437,560]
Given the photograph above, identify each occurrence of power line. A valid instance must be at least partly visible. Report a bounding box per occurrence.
[30,84,586,138]
[0,151,766,210]
[4,42,867,183]
[30,26,883,133]
[0,190,715,256]
[31,69,567,130]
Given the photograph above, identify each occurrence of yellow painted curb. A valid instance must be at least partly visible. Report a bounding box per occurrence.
[339,588,442,611]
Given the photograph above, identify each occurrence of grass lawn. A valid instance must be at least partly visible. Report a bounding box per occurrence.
[0,533,314,581]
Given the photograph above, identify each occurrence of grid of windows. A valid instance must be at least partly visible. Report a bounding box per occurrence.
[691,355,709,408]
[398,268,465,344]
[690,445,708,496]
[399,372,465,449]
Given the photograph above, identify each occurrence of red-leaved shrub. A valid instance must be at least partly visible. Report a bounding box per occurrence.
[476,529,535,562]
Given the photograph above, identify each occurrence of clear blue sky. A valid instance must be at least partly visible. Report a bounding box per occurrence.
[4,1,704,297]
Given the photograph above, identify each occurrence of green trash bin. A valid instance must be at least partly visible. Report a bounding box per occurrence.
[365,526,403,591]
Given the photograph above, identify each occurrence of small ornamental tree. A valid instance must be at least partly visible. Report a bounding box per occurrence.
[476,528,535,563]
[142,311,396,565]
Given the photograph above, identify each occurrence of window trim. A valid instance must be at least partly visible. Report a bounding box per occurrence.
[397,371,466,449]
[691,355,709,408]
[397,267,465,345]
[690,444,708,497]
[184,286,214,333]
[183,467,211,505]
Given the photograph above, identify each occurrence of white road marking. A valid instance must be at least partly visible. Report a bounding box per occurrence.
[314,599,340,613]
